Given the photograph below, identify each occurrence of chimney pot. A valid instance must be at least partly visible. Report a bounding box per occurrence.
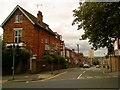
[37,11,43,25]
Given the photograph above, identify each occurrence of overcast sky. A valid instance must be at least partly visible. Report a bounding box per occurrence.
[0,0,107,56]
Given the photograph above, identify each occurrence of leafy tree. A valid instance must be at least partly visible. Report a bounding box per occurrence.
[105,55,109,58]
[42,53,66,64]
[43,55,55,63]
[72,2,120,50]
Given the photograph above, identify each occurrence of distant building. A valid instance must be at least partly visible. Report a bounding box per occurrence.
[89,50,94,58]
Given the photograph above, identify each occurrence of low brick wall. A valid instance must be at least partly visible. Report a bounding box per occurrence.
[31,60,66,73]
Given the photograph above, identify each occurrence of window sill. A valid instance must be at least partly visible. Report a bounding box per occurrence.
[14,21,22,23]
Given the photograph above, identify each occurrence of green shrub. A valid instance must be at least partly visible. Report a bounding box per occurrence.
[2,41,31,75]
[43,55,54,63]
[42,54,66,64]
[92,58,99,65]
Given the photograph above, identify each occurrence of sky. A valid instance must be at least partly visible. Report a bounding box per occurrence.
[0,0,107,57]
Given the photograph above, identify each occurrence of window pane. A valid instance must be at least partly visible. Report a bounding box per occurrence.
[19,30,22,36]
[45,39,48,44]
[19,37,22,42]
[15,15,19,22]
[15,31,17,36]
[15,37,17,43]
[14,30,22,43]
[19,14,23,22]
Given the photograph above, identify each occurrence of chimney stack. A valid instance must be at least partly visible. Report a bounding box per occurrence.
[37,11,43,25]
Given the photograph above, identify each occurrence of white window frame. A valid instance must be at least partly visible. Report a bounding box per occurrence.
[19,14,23,23]
[45,39,48,44]
[14,28,23,43]
[45,44,50,50]
[15,14,23,23]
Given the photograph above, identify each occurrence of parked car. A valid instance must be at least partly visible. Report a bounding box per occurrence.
[96,65,100,68]
[83,64,90,68]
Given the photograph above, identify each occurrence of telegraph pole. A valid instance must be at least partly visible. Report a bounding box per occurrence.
[77,44,79,54]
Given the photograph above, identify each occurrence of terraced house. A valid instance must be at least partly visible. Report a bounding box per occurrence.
[1,5,64,73]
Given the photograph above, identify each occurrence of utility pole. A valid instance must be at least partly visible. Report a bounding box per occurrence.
[108,47,113,72]
[50,44,54,74]
[110,54,112,72]
[77,44,79,66]
[77,44,79,54]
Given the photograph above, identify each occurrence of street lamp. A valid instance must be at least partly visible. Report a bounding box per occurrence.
[50,44,55,74]
[108,47,113,72]
[12,43,15,80]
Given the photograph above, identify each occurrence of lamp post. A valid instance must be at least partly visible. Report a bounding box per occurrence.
[51,57,53,74]
[58,56,59,73]
[50,44,54,74]
[12,44,15,80]
[108,47,113,72]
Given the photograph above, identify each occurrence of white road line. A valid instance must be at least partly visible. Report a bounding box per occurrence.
[102,71,105,74]
[83,71,86,73]
[77,71,86,79]
[86,76,93,79]
[77,74,82,79]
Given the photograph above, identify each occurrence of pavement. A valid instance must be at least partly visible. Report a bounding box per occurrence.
[100,68,120,77]
[1,68,69,83]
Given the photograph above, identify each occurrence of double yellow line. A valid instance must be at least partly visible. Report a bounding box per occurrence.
[41,71,68,81]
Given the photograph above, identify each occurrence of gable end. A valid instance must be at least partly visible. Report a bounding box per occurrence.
[1,5,35,27]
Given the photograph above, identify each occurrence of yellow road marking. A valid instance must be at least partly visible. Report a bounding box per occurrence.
[41,71,68,81]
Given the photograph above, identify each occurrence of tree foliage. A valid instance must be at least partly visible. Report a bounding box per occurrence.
[72,2,120,50]
[42,51,66,64]
[92,58,99,65]
[2,41,31,75]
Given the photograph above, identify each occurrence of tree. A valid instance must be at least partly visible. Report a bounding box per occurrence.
[2,41,31,75]
[92,58,99,65]
[72,2,120,50]
[42,52,66,64]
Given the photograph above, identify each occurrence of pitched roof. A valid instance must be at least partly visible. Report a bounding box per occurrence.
[1,5,55,35]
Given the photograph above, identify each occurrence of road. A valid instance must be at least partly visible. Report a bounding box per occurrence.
[2,67,119,89]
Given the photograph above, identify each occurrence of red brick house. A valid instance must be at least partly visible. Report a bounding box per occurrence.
[1,5,64,73]
[65,48,79,67]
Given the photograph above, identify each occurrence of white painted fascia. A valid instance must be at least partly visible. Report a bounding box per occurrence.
[18,7,35,25]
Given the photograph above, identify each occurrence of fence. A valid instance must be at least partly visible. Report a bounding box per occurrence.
[111,56,120,71]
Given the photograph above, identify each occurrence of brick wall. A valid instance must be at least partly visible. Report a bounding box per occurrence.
[36,27,62,59]
[31,60,65,73]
